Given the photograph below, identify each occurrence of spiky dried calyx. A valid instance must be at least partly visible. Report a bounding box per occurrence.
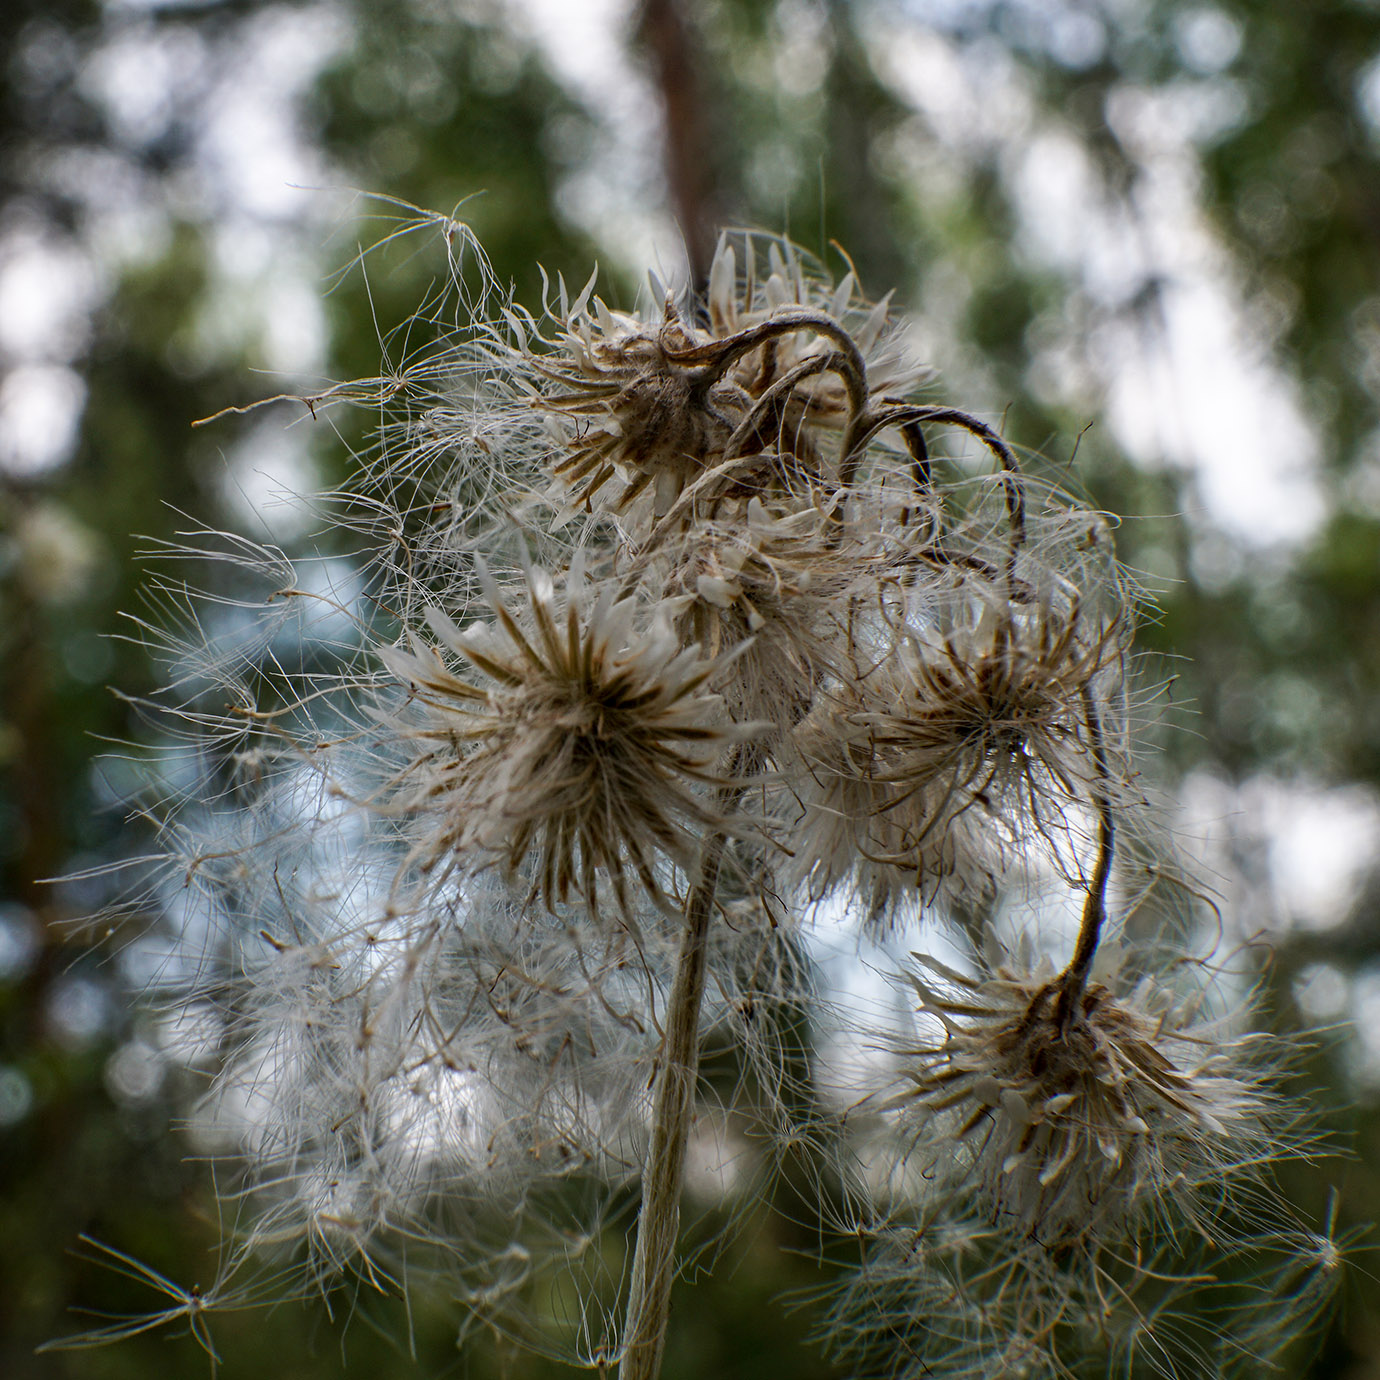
[894,955,1272,1248]
[379,564,750,916]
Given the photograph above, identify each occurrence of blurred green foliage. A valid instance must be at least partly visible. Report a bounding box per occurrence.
[4,0,1380,1375]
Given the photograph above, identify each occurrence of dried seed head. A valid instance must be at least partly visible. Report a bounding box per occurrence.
[645,494,870,731]
[528,235,927,530]
[886,584,1119,787]
[871,581,1124,865]
[703,234,924,419]
[787,577,1124,907]
[788,699,994,912]
[539,300,735,520]
[379,564,745,916]
[894,954,1276,1248]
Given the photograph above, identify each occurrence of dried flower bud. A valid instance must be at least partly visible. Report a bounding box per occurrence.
[529,234,927,530]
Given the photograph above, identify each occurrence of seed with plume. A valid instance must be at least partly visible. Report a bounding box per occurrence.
[378,564,746,916]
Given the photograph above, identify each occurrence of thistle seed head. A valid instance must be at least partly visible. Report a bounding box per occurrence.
[786,577,1124,908]
[538,301,735,520]
[894,954,1275,1248]
[529,234,927,531]
[858,585,1126,882]
[96,216,1341,1374]
[379,564,745,916]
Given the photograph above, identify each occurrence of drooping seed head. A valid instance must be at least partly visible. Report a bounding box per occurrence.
[892,953,1278,1249]
[527,235,928,531]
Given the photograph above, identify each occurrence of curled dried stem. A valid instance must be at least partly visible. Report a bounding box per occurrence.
[855,402,1027,584]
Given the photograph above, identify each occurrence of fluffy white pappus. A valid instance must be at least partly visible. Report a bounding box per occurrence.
[376,562,757,919]
[190,878,678,1286]
[788,572,1131,916]
[637,496,881,734]
[785,695,998,917]
[816,1204,1340,1380]
[84,214,1343,1375]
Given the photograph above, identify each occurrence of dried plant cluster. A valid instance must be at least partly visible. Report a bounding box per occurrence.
[92,220,1338,1379]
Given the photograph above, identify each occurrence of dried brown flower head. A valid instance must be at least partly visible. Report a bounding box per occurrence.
[539,298,736,520]
[893,954,1274,1249]
[528,237,926,530]
[379,564,746,915]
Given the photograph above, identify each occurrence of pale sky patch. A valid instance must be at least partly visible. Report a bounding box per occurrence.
[867,5,1322,548]
[0,233,100,362]
[1179,770,1380,935]
[510,0,689,284]
[0,366,88,476]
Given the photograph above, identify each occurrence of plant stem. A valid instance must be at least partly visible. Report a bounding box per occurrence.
[1057,689,1115,1022]
[618,777,744,1380]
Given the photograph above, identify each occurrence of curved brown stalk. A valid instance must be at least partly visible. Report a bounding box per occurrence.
[1055,688,1116,1026]
[854,401,1027,587]
[678,310,868,395]
[720,349,855,461]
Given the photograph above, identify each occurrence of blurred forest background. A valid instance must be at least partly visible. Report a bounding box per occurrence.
[4,0,1380,1375]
